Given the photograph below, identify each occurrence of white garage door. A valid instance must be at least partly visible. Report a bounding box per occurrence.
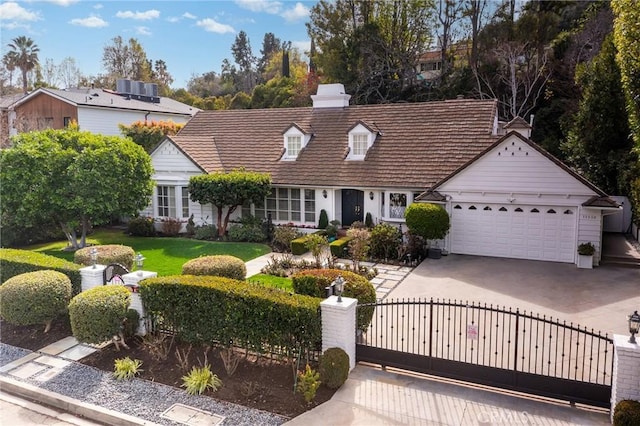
[450,203,576,263]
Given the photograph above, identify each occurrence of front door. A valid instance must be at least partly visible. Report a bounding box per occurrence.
[342,189,364,226]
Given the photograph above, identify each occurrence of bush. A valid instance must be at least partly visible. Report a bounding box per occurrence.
[182,365,222,395]
[291,235,310,255]
[297,364,321,403]
[68,285,131,344]
[74,245,135,270]
[329,237,352,258]
[113,357,143,380]
[347,228,370,272]
[291,269,376,331]
[365,212,374,228]
[228,224,267,242]
[0,270,72,332]
[272,225,303,252]
[369,223,401,260]
[319,347,349,389]
[194,224,217,240]
[160,218,183,236]
[182,255,247,280]
[305,233,328,267]
[0,248,81,295]
[404,203,450,241]
[127,216,156,237]
[614,400,640,426]
[139,275,322,354]
[318,209,329,229]
[578,242,596,255]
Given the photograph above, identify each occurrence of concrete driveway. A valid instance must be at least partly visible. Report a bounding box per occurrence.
[387,254,640,337]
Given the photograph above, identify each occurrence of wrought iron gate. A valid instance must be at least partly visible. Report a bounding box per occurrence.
[356,299,613,408]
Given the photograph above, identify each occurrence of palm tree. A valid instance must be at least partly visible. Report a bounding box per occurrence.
[6,36,39,94]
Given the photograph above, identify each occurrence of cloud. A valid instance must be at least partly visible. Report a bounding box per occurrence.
[0,2,40,21]
[183,12,197,19]
[196,18,235,34]
[94,4,104,10]
[42,0,79,5]
[136,26,151,36]
[167,16,180,23]
[69,15,108,28]
[235,0,282,14]
[281,2,309,22]
[292,40,310,55]
[116,10,160,20]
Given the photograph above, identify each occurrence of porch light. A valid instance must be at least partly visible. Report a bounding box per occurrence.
[322,190,328,199]
[90,248,98,269]
[628,311,640,344]
[369,191,374,200]
[333,275,345,303]
[135,252,146,276]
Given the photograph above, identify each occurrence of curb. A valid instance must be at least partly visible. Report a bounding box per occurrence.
[0,376,161,426]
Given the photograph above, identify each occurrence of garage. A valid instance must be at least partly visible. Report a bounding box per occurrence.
[450,202,577,263]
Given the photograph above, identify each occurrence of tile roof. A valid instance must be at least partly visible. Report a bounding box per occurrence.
[170,98,499,189]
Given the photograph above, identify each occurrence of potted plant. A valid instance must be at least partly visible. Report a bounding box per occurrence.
[577,242,595,269]
[325,220,341,242]
[404,203,450,259]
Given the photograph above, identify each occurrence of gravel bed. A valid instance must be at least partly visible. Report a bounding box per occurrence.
[0,343,288,426]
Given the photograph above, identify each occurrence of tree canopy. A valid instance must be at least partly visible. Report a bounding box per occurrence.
[119,120,184,153]
[3,36,39,94]
[0,128,154,249]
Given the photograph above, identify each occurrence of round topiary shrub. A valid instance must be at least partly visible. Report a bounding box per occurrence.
[404,203,450,241]
[292,269,376,331]
[182,255,247,280]
[74,245,136,270]
[319,347,350,389]
[68,285,131,344]
[614,399,640,426]
[0,270,72,332]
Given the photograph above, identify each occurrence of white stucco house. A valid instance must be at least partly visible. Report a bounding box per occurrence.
[144,84,619,266]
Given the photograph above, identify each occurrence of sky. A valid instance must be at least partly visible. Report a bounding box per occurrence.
[0,0,315,88]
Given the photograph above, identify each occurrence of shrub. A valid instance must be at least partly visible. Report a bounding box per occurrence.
[139,275,322,354]
[347,228,370,272]
[319,347,349,389]
[228,224,266,242]
[292,269,376,331]
[182,365,222,395]
[0,270,72,332]
[329,237,352,258]
[305,233,328,267]
[578,242,596,255]
[0,249,81,295]
[186,214,196,237]
[297,364,321,404]
[127,216,155,237]
[123,308,140,338]
[194,224,217,240]
[113,357,143,380]
[68,285,131,344]
[318,209,329,229]
[182,255,246,280]
[326,220,341,239]
[614,400,640,426]
[365,212,374,228]
[160,218,183,236]
[74,245,135,270]
[369,223,401,260]
[291,235,310,255]
[272,225,303,252]
[404,203,450,242]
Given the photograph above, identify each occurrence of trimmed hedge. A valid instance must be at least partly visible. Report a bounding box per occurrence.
[319,347,350,389]
[182,255,247,280]
[329,237,352,258]
[614,400,640,426]
[0,248,82,295]
[74,245,135,270]
[0,270,72,331]
[291,235,310,255]
[291,269,376,331]
[139,275,322,354]
[68,285,131,344]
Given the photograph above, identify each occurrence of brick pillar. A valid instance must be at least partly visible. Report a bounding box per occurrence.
[320,296,357,371]
[79,265,106,292]
[611,334,640,422]
[122,271,157,336]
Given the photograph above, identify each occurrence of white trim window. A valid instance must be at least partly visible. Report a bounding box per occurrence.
[282,126,312,160]
[352,134,368,156]
[157,185,176,217]
[181,187,190,218]
[389,192,407,219]
[244,187,316,224]
[287,135,302,158]
[347,123,376,160]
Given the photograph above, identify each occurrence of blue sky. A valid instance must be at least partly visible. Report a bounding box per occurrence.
[0,0,315,88]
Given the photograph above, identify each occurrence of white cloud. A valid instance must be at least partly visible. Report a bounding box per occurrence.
[41,0,79,6]
[94,4,104,10]
[167,16,180,23]
[69,15,108,28]
[136,26,151,36]
[235,0,282,14]
[281,2,309,22]
[292,40,310,55]
[196,18,235,34]
[115,10,160,21]
[183,12,197,19]
[0,2,40,21]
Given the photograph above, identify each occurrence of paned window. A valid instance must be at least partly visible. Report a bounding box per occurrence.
[304,189,316,222]
[287,136,302,158]
[157,186,176,217]
[246,188,315,224]
[352,134,368,156]
[389,193,407,219]
[181,187,189,218]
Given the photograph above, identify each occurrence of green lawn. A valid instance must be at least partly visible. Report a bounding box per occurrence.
[26,228,271,276]
[247,273,293,291]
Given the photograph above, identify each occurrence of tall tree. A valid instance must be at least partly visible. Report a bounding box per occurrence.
[258,32,282,79]
[58,57,82,89]
[437,0,464,79]
[102,36,152,84]
[231,31,257,92]
[4,36,40,94]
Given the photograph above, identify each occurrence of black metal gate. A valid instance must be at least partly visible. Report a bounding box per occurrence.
[356,299,613,408]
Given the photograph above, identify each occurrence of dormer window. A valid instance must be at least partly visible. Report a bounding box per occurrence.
[347,122,378,160]
[352,134,368,156]
[282,124,311,160]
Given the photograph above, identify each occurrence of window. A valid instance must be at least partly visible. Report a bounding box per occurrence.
[63,117,72,127]
[352,134,368,156]
[454,205,462,209]
[287,135,302,158]
[499,207,508,212]
[248,187,311,223]
[304,189,316,222]
[157,186,175,217]
[389,193,407,219]
[37,117,54,129]
[181,187,189,218]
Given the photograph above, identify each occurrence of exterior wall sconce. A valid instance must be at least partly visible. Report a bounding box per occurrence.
[322,190,327,198]
[369,191,374,200]
[629,310,640,343]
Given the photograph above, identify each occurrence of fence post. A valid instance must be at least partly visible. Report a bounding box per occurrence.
[79,265,107,292]
[611,335,640,422]
[320,296,357,371]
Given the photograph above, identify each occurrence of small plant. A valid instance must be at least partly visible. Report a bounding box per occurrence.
[296,364,321,404]
[347,227,370,272]
[577,242,595,256]
[175,344,193,372]
[113,357,143,380]
[318,209,329,229]
[140,331,174,361]
[365,212,374,228]
[319,347,349,389]
[613,399,640,425]
[160,217,184,236]
[186,214,196,237]
[272,225,303,252]
[325,220,341,239]
[240,380,260,397]
[182,365,223,395]
[220,347,240,376]
[304,233,328,268]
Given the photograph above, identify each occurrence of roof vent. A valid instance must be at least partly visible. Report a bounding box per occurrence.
[311,84,351,108]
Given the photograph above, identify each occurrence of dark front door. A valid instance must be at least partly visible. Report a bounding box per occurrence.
[342,189,364,226]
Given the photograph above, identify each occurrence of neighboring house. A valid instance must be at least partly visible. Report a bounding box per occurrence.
[145,84,619,266]
[6,79,198,140]
[417,44,470,82]
[0,93,26,148]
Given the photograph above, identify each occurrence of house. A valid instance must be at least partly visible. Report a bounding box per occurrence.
[0,93,26,148]
[6,79,198,140]
[145,84,619,266]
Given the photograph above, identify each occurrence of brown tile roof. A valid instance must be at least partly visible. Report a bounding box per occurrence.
[171,98,499,189]
[582,196,621,208]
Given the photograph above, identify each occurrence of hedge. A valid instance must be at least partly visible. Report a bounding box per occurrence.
[68,285,131,344]
[291,235,310,255]
[139,275,322,355]
[0,248,82,295]
[74,245,135,270]
[329,237,352,258]
[182,255,246,280]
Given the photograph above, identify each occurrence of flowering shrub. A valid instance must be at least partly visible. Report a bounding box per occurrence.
[159,217,184,236]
